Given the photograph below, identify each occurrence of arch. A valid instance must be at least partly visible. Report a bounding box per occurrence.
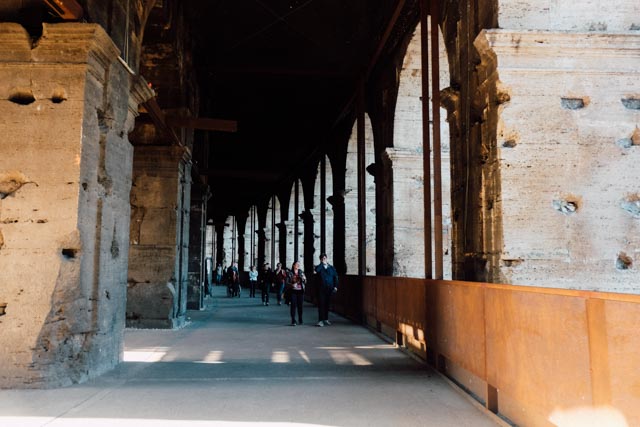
[389,20,452,279]
[345,114,376,275]
[324,156,335,265]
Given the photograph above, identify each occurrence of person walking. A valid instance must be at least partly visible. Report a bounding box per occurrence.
[227,262,241,297]
[248,265,258,298]
[287,261,306,325]
[314,254,338,327]
[259,263,272,306]
[274,262,287,305]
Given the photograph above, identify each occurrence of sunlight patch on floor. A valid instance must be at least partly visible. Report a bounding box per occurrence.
[123,347,170,362]
[0,417,338,427]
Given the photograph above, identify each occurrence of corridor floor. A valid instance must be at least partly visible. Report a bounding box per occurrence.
[0,286,499,427]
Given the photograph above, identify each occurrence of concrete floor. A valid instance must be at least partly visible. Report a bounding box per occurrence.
[0,286,499,427]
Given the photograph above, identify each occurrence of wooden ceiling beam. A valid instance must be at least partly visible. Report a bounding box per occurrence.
[166,116,238,133]
[43,0,83,20]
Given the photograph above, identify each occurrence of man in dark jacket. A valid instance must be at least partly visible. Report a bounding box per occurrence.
[314,254,338,327]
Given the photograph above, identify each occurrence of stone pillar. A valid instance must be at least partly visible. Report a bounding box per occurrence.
[187,185,206,310]
[256,228,266,268]
[300,210,315,274]
[236,214,247,272]
[276,222,288,267]
[383,148,426,278]
[328,194,347,275]
[0,23,150,387]
[127,146,191,328]
[283,220,296,268]
[214,223,224,267]
[480,30,640,293]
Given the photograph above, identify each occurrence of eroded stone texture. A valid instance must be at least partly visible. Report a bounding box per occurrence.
[345,116,376,275]
[498,0,640,32]
[391,22,452,279]
[0,23,146,388]
[484,30,640,292]
[127,146,190,328]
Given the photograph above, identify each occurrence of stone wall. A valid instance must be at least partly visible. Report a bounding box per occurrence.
[391,22,452,279]
[0,23,145,387]
[482,30,640,292]
[127,146,190,328]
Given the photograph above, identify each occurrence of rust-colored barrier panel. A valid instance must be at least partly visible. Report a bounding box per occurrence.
[603,300,640,426]
[395,278,426,330]
[375,276,397,327]
[362,276,377,320]
[434,280,486,379]
[485,288,592,427]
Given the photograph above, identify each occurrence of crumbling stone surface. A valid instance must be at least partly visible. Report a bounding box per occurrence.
[498,0,639,32]
[390,22,452,279]
[127,146,190,329]
[0,23,141,388]
[485,29,640,293]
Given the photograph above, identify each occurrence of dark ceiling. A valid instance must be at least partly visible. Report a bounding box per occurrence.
[186,0,399,217]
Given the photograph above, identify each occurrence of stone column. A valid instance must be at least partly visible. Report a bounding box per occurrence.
[0,23,150,388]
[300,210,315,274]
[187,185,206,310]
[283,220,296,268]
[128,146,190,328]
[480,30,640,292]
[328,194,347,274]
[382,148,426,278]
[256,228,266,268]
[236,213,247,272]
[276,222,288,267]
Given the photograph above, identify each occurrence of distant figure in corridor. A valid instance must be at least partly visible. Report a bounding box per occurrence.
[248,265,258,298]
[259,263,272,306]
[287,261,306,326]
[314,254,338,327]
[215,263,223,286]
[227,262,240,297]
[274,262,287,305]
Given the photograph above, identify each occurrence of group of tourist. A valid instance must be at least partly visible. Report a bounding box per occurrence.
[241,254,339,327]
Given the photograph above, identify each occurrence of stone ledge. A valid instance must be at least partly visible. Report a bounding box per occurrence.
[479,30,640,73]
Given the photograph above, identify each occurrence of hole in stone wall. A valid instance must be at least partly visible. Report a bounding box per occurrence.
[0,303,6,316]
[9,89,35,105]
[617,129,640,149]
[62,248,78,259]
[616,252,633,270]
[51,89,67,104]
[552,196,580,215]
[621,98,640,110]
[502,139,517,148]
[561,97,588,110]
[620,195,640,218]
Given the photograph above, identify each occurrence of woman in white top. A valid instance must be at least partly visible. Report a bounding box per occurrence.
[248,265,258,298]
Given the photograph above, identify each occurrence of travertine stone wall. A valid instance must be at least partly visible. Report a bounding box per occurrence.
[187,190,205,310]
[0,23,146,387]
[498,1,639,32]
[481,30,640,292]
[127,146,190,328]
[345,116,376,275]
[392,22,452,279]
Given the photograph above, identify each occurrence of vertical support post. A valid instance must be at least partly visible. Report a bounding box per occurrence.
[231,216,237,264]
[320,156,327,255]
[421,0,433,279]
[294,181,300,262]
[357,84,367,276]
[271,195,276,266]
[431,0,443,280]
[250,207,254,267]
